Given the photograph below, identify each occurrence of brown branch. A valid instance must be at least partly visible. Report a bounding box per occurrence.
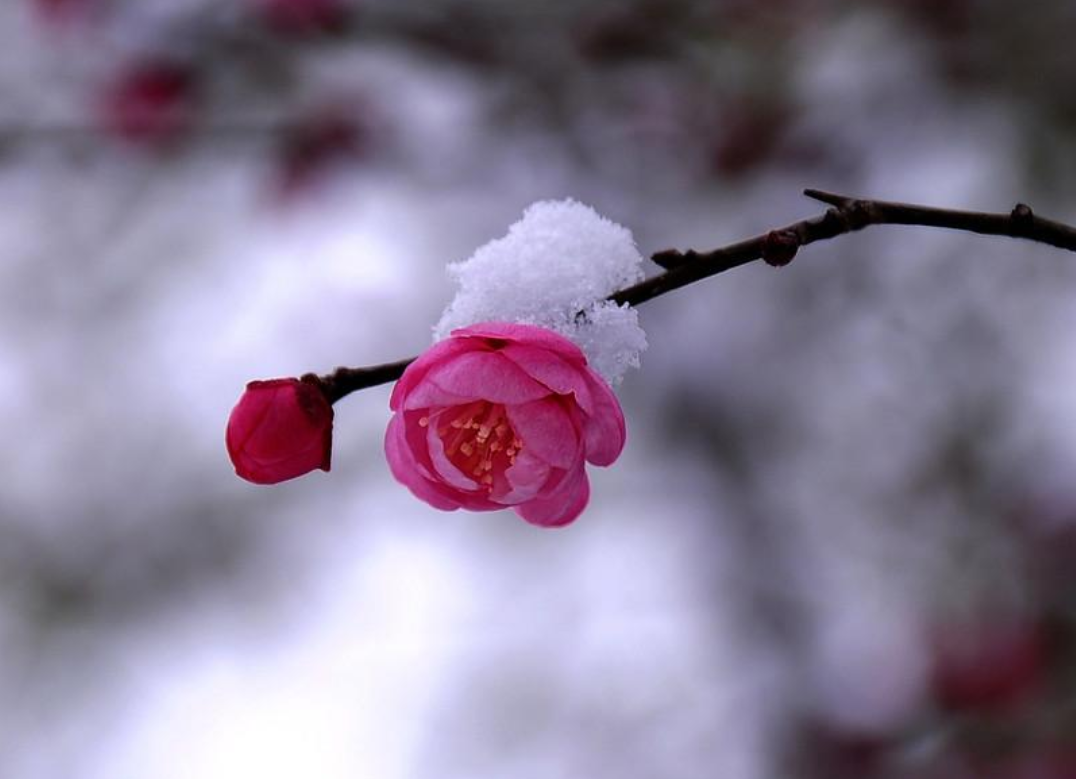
[304,361,414,404]
[319,188,1076,401]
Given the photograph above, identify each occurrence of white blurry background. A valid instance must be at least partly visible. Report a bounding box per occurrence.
[4,1,1076,777]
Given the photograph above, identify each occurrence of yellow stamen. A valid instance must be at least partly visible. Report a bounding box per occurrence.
[431,401,526,493]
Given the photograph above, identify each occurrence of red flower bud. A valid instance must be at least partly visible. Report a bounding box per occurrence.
[226,377,334,485]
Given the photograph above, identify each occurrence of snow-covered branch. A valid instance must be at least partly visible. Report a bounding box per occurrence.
[314,188,1076,403]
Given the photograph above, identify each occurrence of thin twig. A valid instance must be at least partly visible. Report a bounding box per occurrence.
[320,189,1076,401]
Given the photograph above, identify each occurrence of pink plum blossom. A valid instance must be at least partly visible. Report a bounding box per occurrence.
[227,377,334,484]
[385,322,626,527]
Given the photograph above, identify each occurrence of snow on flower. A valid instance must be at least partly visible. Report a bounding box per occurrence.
[385,322,626,527]
[226,377,334,484]
[434,199,647,384]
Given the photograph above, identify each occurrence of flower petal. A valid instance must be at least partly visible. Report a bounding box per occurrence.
[402,381,473,412]
[581,369,626,466]
[426,421,480,491]
[385,414,463,511]
[424,350,550,405]
[515,468,590,528]
[496,450,552,504]
[500,344,595,414]
[451,322,586,364]
[390,336,483,411]
[505,398,580,470]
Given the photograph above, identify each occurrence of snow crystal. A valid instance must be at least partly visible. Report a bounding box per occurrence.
[433,199,647,384]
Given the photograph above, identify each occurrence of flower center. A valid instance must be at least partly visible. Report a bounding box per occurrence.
[422,401,522,490]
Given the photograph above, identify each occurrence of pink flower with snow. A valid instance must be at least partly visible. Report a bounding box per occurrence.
[385,322,626,527]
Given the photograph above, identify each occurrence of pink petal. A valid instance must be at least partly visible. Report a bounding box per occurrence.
[426,421,480,491]
[505,398,580,470]
[416,413,503,511]
[423,350,550,405]
[384,414,463,511]
[390,337,483,411]
[451,322,586,364]
[398,410,443,482]
[516,468,591,528]
[401,381,473,411]
[581,369,626,466]
[500,344,595,414]
[389,412,504,513]
[496,450,552,504]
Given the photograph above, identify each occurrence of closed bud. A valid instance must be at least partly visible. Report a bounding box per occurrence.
[226,377,333,485]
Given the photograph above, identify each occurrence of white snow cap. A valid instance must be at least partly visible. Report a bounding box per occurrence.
[434,199,647,384]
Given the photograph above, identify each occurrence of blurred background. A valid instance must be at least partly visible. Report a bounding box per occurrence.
[4,0,1076,777]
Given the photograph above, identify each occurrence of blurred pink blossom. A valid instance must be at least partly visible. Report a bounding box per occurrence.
[385,322,626,527]
[1004,748,1076,779]
[101,59,197,146]
[33,0,95,26]
[274,109,367,197]
[930,620,1047,713]
[254,0,349,36]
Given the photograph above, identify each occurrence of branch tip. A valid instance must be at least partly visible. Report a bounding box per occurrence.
[803,188,850,208]
[650,248,687,270]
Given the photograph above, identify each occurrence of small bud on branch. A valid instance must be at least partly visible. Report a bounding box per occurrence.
[762,229,800,267]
